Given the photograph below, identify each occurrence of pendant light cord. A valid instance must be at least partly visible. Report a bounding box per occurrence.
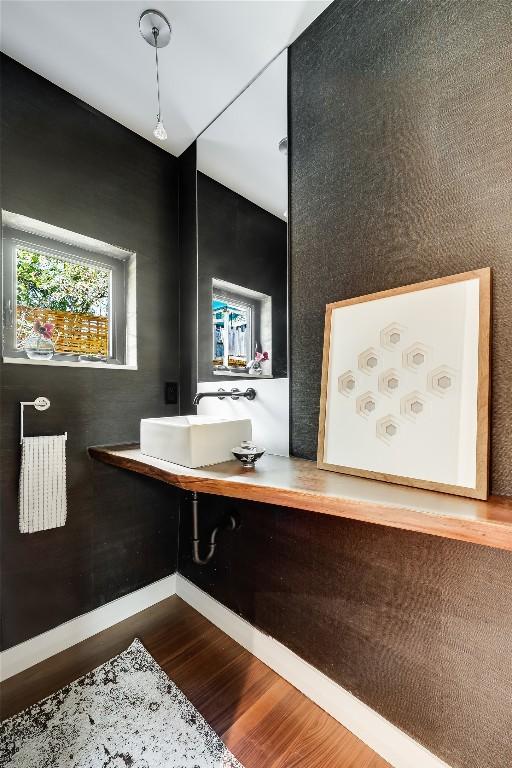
[153,27,162,121]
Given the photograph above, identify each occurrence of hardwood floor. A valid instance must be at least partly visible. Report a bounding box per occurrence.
[0,596,390,768]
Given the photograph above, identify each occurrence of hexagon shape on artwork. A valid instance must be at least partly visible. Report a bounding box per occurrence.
[400,390,427,421]
[378,368,401,397]
[402,342,429,372]
[376,414,400,445]
[356,391,378,418]
[338,370,357,397]
[428,366,457,397]
[380,322,406,351]
[358,347,380,375]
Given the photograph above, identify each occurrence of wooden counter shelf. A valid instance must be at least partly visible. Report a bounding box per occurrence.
[89,444,512,553]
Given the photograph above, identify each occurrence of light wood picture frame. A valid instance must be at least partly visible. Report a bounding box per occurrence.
[317,269,491,500]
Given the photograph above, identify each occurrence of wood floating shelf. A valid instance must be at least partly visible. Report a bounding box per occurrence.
[89,444,512,553]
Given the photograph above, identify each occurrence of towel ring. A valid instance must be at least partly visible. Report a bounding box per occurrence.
[20,397,67,444]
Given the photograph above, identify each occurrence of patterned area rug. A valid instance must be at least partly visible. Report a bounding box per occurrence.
[1,638,243,768]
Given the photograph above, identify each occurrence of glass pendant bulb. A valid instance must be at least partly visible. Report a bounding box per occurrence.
[153,120,167,141]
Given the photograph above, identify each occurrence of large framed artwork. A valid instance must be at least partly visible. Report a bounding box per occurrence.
[317,269,491,499]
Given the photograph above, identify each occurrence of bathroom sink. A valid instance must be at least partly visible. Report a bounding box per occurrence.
[140,415,252,468]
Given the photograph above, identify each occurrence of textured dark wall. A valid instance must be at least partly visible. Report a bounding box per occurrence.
[0,55,180,649]
[178,143,198,414]
[197,173,288,381]
[179,495,512,768]
[181,2,512,767]
[289,0,512,495]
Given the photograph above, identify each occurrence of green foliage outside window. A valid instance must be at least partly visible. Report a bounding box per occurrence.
[16,248,110,316]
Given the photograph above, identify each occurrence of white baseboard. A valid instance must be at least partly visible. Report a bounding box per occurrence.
[175,575,451,768]
[0,573,177,681]
[1,571,450,768]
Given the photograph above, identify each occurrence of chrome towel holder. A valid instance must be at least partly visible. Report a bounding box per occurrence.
[20,396,67,444]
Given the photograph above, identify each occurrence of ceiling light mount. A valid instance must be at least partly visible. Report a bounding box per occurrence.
[139,9,172,48]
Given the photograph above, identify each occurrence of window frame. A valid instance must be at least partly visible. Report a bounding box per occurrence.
[212,288,257,370]
[2,227,127,365]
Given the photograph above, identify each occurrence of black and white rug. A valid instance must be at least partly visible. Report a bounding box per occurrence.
[1,638,243,768]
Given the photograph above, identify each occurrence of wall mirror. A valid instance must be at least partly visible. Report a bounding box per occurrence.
[196,50,288,382]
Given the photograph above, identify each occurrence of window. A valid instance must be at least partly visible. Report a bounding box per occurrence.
[211,278,272,376]
[2,214,135,367]
[212,295,254,370]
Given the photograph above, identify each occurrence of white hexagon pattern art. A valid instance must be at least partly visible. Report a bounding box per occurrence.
[378,368,401,397]
[338,370,357,397]
[320,271,487,497]
[402,342,429,372]
[376,414,400,445]
[356,391,378,418]
[358,347,380,375]
[400,390,427,421]
[380,322,406,350]
[428,366,457,397]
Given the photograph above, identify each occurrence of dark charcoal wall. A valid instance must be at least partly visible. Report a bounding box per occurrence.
[197,172,288,381]
[0,55,180,649]
[179,496,512,768]
[178,143,198,414]
[181,3,512,767]
[289,0,512,491]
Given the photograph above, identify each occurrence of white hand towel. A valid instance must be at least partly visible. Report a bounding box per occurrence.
[19,435,67,533]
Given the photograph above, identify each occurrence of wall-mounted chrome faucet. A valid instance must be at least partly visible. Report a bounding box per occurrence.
[193,387,256,406]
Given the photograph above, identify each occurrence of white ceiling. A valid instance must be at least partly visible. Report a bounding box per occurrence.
[0,0,332,157]
[198,49,287,219]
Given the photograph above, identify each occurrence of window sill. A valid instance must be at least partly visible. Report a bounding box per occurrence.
[2,356,137,370]
[213,370,273,379]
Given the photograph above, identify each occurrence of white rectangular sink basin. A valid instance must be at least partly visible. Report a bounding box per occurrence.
[140,415,252,468]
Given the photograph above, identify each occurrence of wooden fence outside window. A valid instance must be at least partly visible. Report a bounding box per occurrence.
[17,306,109,356]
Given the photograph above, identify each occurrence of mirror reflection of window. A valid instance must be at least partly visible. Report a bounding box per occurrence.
[212,298,252,370]
[210,279,272,376]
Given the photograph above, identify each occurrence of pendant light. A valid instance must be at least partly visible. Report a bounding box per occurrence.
[139,9,171,142]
